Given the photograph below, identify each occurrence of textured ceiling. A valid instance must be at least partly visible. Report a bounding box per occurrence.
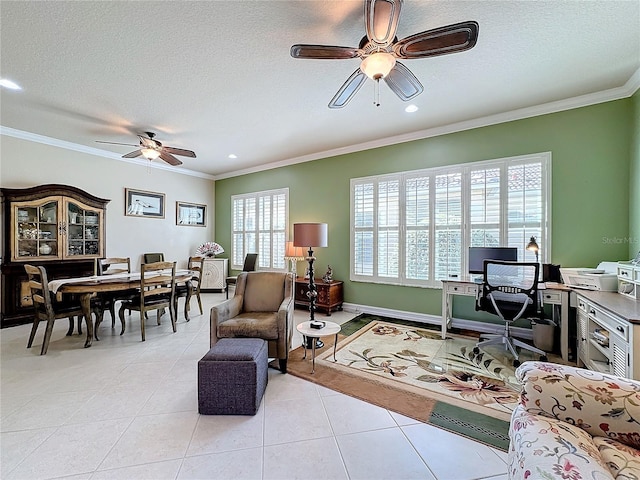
[1,1,639,179]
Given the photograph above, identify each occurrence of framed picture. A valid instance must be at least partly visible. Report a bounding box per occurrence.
[176,201,206,226]
[125,188,165,218]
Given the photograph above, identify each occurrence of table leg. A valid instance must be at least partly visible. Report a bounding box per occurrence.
[79,293,94,348]
[311,336,316,374]
[301,335,308,360]
[333,333,338,361]
[184,279,193,322]
[441,289,452,339]
[560,291,570,362]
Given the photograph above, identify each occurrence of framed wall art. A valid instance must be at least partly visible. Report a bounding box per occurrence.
[125,188,165,218]
[176,201,206,226]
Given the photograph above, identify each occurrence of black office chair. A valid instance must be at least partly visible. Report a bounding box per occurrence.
[473,260,548,367]
[225,253,258,298]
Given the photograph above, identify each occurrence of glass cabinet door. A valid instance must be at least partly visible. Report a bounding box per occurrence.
[65,200,103,258]
[13,198,60,260]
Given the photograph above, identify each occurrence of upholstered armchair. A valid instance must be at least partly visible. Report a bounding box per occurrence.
[508,361,640,480]
[210,271,295,373]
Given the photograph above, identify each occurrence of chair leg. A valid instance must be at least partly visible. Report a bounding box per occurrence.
[27,317,40,348]
[66,317,74,336]
[196,293,203,315]
[40,319,56,355]
[279,358,287,374]
[77,316,83,335]
[140,310,146,342]
[169,303,177,333]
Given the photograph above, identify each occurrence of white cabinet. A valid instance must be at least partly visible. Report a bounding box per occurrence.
[201,258,228,291]
[576,293,635,379]
[617,262,640,300]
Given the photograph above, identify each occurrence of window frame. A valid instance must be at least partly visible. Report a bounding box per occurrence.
[231,188,289,271]
[350,152,551,288]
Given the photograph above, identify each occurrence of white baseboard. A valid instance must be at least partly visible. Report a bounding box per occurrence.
[342,302,534,340]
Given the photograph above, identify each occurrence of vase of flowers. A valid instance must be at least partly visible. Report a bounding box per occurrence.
[195,241,224,257]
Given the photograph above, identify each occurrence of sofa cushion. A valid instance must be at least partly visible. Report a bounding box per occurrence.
[594,437,640,480]
[217,312,279,340]
[508,406,614,479]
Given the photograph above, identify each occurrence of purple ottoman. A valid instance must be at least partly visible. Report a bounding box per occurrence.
[198,338,268,415]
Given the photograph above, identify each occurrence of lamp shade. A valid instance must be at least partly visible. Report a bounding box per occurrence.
[293,223,328,248]
[526,236,539,254]
[284,241,306,259]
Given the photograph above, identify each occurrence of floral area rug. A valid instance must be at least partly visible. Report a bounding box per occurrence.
[315,320,533,422]
[285,317,533,450]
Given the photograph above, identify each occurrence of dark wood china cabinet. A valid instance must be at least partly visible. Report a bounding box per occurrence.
[1,184,110,327]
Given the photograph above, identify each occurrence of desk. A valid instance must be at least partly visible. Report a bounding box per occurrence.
[51,270,193,348]
[441,278,573,362]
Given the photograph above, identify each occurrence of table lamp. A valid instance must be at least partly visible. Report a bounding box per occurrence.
[284,241,306,276]
[294,222,328,347]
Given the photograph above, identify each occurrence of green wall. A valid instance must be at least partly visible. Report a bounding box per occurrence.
[631,90,640,259]
[215,99,634,319]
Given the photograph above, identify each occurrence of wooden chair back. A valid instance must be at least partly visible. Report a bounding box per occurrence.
[143,253,165,264]
[97,257,131,275]
[140,261,176,305]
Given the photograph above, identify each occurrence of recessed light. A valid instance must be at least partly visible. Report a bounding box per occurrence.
[405,104,418,113]
[228,154,237,159]
[0,78,22,90]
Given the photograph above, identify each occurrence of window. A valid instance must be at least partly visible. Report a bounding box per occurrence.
[231,188,288,271]
[350,152,551,288]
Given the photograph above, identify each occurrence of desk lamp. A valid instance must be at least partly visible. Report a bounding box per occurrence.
[526,236,539,263]
[294,223,328,348]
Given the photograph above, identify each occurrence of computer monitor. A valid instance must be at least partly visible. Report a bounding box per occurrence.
[468,247,518,275]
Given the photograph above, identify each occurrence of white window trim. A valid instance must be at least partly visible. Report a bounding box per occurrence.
[231,187,289,271]
[350,152,552,288]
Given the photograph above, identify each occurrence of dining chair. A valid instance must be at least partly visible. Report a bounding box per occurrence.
[118,261,177,341]
[174,256,203,318]
[24,264,85,355]
[94,257,137,328]
[225,253,258,299]
[143,252,165,263]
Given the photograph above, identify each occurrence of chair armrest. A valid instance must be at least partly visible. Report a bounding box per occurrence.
[211,296,242,323]
[516,361,640,447]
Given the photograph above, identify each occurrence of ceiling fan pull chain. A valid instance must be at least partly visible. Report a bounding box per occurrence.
[374,77,381,107]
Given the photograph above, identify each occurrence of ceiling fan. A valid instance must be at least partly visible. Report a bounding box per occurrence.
[290,0,478,108]
[96,132,196,166]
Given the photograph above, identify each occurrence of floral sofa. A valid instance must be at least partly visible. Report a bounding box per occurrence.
[508,362,640,479]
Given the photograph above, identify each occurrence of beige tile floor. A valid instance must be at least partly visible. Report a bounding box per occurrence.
[1,292,510,480]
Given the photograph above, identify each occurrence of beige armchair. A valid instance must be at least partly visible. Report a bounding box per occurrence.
[210,271,294,373]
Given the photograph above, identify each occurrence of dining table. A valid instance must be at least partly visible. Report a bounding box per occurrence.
[48,270,194,348]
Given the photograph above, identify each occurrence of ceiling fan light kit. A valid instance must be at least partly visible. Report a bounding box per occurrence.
[291,0,479,109]
[97,131,196,167]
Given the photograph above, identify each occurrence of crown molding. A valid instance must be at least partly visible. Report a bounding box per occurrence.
[0,126,216,180]
[216,68,640,180]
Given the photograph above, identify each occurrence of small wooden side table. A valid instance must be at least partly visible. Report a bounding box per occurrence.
[294,278,344,315]
[296,320,341,373]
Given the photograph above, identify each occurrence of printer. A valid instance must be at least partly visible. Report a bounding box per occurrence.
[560,262,619,291]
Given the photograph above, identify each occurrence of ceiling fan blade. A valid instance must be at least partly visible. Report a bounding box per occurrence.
[122,149,143,159]
[365,0,402,48]
[328,69,368,109]
[159,151,183,166]
[96,141,138,147]
[290,44,362,60]
[384,62,423,101]
[393,21,479,59]
[163,146,197,158]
